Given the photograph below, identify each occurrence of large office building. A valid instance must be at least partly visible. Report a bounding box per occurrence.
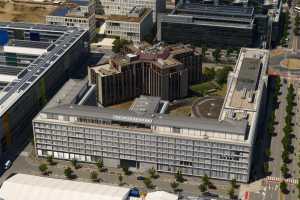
[33,48,269,182]
[0,22,89,154]
[98,0,165,22]
[157,3,256,48]
[46,0,96,39]
[104,7,153,43]
[88,43,202,106]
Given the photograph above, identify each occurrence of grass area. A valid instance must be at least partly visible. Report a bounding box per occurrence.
[190,81,222,96]
[212,83,227,97]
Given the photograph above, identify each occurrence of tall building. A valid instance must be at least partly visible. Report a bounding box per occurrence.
[33,48,269,183]
[99,0,165,22]
[158,3,255,48]
[46,0,96,39]
[104,7,153,43]
[0,22,89,154]
[88,43,202,106]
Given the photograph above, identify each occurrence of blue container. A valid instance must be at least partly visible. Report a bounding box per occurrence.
[30,32,40,41]
[0,30,9,46]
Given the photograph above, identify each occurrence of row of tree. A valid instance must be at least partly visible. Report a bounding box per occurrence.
[281,12,291,46]
[281,84,295,178]
[203,66,233,85]
[294,14,300,36]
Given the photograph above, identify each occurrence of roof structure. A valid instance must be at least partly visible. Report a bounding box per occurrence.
[0,174,130,200]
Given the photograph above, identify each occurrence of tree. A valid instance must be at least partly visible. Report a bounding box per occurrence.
[280,181,288,194]
[231,178,238,189]
[215,66,232,85]
[71,159,79,169]
[112,38,131,53]
[148,167,159,179]
[118,174,123,185]
[199,183,207,193]
[96,159,105,172]
[175,169,184,183]
[228,187,235,199]
[39,163,48,175]
[170,181,179,192]
[122,166,132,176]
[281,163,289,178]
[64,167,73,179]
[212,48,221,62]
[202,46,208,58]
[46,155,55,165]
[202,174,210,187]
[90,171,98,182]
[143,177,155,189]
[203,68,216,81]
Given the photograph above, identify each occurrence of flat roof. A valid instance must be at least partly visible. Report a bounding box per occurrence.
[45,79,88,109]
[0,174,130,200]
[129,95,161,114]
[6,40,50,49]
[0,22,87,116]
[107,8,152,23]
[41,104,248,135]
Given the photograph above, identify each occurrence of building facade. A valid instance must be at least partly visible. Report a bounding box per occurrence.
[157,4,255,48]
[46,0,96,39]
[0,22,89,154]
[105,8,153,43]
[88,43,202,106]
[33,48,269,183]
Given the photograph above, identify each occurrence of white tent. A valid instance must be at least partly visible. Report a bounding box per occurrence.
[0,174,130,200]
[146,191,178,200]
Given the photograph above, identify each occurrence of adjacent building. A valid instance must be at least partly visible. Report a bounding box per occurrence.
[88,43,202,106]
[46,0,96,39]
[33,48,269,182]
[0,22,89,154]
[104,7,153,43]
[157,3,255,48]
[98,0,165,22]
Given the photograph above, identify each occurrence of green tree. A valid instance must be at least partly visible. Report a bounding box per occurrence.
[118,174,123,185]
[64,167,73,179]
[71,159,79,169]
[39,163,48,175]
[281,163,289,178]
[212,48,221,62]
[215,66,232,85]
[203,68,216,81]
[228,187,235,199]
[96,159,105,172]
[90,171,98,182]
[175,169,184,183]
[202,46,208,58]
[148,167,159,179]
[143,177,155,189]
[46,155,55,165]
[280,181,288,193]
[199,183,207,193]
[231,178,238,189]
[112,38,131,53]
[122,166,132,176]
[170,181,179,192]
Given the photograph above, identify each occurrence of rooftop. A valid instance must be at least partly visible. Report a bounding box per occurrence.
[0,22,87,116]
[45,79,89,109]
[107,8,152,23]
[129,95,162,114]
[0,174,130,200]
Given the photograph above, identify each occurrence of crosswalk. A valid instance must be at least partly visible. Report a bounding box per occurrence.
[266,176,299,184]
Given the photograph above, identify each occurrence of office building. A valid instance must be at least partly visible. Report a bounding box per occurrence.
[157,3,255,48]
[0,22,89,154]
[99,0,165,22]
[105,8,153,43]
[33,48,269,182]
[46,0,96,39]
[88,43,202,106]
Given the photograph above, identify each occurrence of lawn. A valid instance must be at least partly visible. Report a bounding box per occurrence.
[190,81,221,96]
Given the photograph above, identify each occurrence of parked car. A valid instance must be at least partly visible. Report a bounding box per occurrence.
[136,176,145,180]
[129,187,140,197]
